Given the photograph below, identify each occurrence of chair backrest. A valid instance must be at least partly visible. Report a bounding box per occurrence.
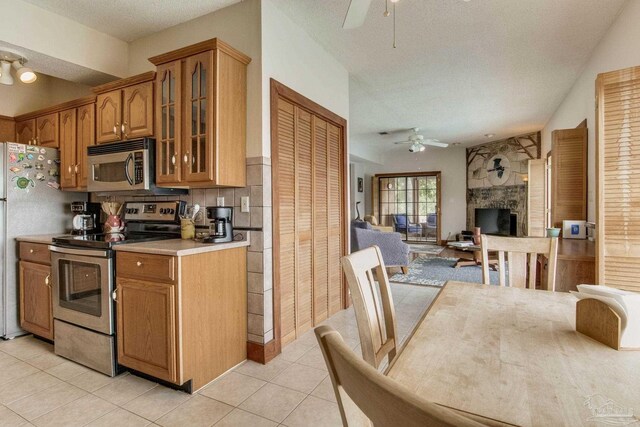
[480,235,558,290]
[342,246,397,369]
[427,213,437,227]
[393,214,407,226]
[315,325,491,427]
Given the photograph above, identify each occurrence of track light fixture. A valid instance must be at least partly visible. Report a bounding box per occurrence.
[0,52,37,86]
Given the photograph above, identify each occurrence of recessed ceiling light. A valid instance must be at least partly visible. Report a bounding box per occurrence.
[484,133,495,138]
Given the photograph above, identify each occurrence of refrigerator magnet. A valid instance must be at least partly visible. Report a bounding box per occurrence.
[9,153,16,163]
[22,163,32,169]
[47,180,60,190]
[9,167,21,173]
[18,153,25,161]
[27,154,34,160]
[39,148,46,154]
[35,164,44,170]
[12,176,34,190]
[26,146,39,153]
[35,172,45,181]
[37,154,45,161]
[8,143,24,153]
[47,159,52,165]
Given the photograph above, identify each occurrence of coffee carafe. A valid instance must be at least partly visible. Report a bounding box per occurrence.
[204,207,233,243]
[71,201,101,235]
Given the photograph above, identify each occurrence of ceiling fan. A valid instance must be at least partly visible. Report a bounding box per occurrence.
[393,128,448,152]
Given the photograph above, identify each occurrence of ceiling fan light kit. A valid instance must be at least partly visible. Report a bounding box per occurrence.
[391,127,449,153]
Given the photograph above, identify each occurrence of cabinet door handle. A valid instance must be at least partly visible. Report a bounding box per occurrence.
[114,122,120,137]
[68,165,72,173]
[136,261,142,267]
[171,154,176,165]
[29,249,34,253]
[45,275,50,287]
[112,288,119,302]
[183,152,189,164]
[74,164,79,173]
[121,122,126,134]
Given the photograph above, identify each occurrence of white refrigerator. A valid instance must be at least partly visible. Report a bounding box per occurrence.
[1,142,85,338]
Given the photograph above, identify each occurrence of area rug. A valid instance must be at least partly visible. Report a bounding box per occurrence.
[390,256,504,287]
[408,243,443,257]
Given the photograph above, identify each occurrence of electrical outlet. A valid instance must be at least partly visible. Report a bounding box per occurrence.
[241,196,250,213]
[217,197,224,206]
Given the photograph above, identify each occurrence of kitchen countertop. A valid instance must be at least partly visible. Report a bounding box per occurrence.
[16,234,68,245]
[113,237,250,256]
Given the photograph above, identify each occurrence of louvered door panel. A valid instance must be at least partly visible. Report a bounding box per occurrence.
[276,99,297,345]
[597,66,640,292]
[313,117,329,324]
[527,159,546,237]
[295,108,313,335]
[551,128,587,228]
[327,123,343,315]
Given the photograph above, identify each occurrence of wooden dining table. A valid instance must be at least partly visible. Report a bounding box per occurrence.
[386,281,640,426]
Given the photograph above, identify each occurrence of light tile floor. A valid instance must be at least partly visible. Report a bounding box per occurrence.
[0,283,439,427]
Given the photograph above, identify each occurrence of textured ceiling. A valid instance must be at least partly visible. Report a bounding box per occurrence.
[22,0,242,42]
[272,0,626,151]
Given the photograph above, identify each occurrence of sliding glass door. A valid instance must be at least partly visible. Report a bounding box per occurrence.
[378,173,440,243]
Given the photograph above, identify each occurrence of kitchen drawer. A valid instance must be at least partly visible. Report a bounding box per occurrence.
[20,243,51,265]
[117,252,176,283]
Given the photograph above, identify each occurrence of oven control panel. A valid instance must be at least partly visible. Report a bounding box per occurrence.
[122,201,186,222]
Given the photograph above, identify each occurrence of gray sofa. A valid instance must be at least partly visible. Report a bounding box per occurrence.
[351,220,410,272]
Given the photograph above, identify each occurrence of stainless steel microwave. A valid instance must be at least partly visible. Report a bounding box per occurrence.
[87,138,185,195]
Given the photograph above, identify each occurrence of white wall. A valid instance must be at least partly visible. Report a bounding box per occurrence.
[0,74,91,117]
[359,146,467,241]
[0,0,128,78]
[542,0,640,222]
[127,0,263,157]
[261,0,350,158]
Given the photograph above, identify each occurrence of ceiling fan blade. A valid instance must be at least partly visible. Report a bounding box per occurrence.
[343,0,372,29]
[422,140,449,148]
[393,140,412,145]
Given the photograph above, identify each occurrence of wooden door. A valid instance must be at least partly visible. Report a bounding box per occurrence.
[551,128,587,228]
[123,82,154,140]
[77,103,95,188]
[273,81,347,349]
[36,113,59,148]
[59,108,77,189]
[96,90,122,143]
[596,66,640,292]
[19,261,53,340]
[313,116,329,325]
[16,119,35,145]
[527,159,546,237]
[156,61,182,184]
[116,278,178,383]
[184,52,214,183]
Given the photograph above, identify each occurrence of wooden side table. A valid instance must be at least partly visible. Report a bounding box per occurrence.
[447,244,498,270]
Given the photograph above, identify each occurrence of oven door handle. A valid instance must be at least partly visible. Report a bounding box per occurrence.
[124,153,134,186]
[49,245,110,258]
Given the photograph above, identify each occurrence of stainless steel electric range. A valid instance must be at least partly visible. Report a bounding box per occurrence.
[49,200,185,376]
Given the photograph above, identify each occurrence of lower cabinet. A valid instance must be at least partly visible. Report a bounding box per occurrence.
[19,260,54,340]
[115,278,178,383]
[114,247,247,391]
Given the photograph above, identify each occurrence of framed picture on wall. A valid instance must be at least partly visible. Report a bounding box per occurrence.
[358,177,364,193]
[562,220,587,239]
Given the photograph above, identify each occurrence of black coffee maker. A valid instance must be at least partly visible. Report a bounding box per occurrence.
[204,207,233,243]
[71,201,102,235]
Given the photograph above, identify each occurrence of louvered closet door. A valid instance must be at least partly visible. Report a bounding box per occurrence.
[276,98,297,345]
[274,96,345,347]
[596,66,640,292]
[313,117,329,325]
[551,128,587,228]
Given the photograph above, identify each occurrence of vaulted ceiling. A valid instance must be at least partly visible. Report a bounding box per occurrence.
[272,0,626,150]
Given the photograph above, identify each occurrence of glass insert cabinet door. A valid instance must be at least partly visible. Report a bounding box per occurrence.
[184,51,214,183]
[379,174,440,242]
[156,61,182,184]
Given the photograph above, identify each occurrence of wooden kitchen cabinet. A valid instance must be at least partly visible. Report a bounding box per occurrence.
[59,99,96,190]
[540,239,595,292]
[15,114,58,147]
[116,277,178,383]
[35,113,59,148]
[94,72,155,144]
[16,119,34,144]
[149,38,250,188]
[114,246,247,391]
[19,243,53,341]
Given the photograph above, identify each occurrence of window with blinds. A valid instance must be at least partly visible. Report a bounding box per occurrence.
[273,89,346,347]
[596,66,640,292]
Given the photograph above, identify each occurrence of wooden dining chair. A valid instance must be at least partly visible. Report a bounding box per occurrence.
[480,235,558,290]
[314,325,504,427]
[342,246,398,369]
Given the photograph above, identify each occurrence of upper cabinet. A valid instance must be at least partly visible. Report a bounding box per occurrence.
[93,72,155,144]
[58,98,96,190]
[149,38,250,188]
[15,113,59,148]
